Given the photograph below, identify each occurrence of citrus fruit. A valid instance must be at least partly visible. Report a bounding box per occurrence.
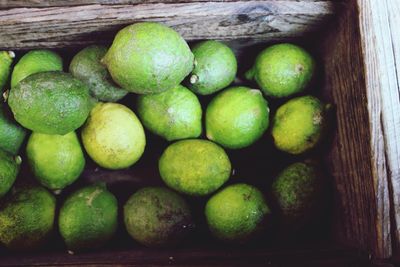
[0,51,14,92]
[0,149,20,198]
[70,45,128,102]
[59,184,118,251]
[0,106,26,155]
[26,131,85,191]
[8,71,91,135]
[271,95,328,154]
[0,186,56,250]
[11,49,62,88]
[137,85,202,141]
[205,183,270,242]
[102,22,194,94]
[188,40,237,95]
[159,139,231,196]
[124,187,193,247]
[245,43,315,98]
[205,86,269,149]
[81,102,146,169]
[271,161,326,230]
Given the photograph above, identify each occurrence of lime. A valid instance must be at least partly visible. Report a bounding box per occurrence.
[205,183,270,242]
[0,51,14,93]
[59,184,118,251]
[11,50,62,88]
[271,161,326,230]
[26,132,85,191]
[0,106,26,155]
[81,102,146,170]
[8,71,91,135]
[70,45,128,102]
[124,187,193,247]
[137,85,202,141]
[159,139,231,196]
[245,43,315,98]
[102,22,194,94]
[0,186,56,250]
[188,40,237,95]
[0,149,20,198]
[205,86,269,149]
[272,95,328,154]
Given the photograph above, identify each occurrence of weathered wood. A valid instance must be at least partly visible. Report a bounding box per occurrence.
[320,0,392,259]
[0,0,341,9]
[0,247,373,267]
[0,0,398,263]
[356,0,400,259]
[0,1,339,49]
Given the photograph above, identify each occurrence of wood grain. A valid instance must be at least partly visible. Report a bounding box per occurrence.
[320,0,392,259]
[0,0,398,262]
[0,0,340,9]
[0,247,373,267]
[0,1,339,49]
[356,0,400,259]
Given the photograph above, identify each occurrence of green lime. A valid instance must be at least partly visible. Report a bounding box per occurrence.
[0,51,14,93]
[271,161,326,230]
[159,139,231,196]
[81,102,146,170]
[8,71,91,135]
[188,40,237,95]
[69,45,128,102]
[0,106,26,155]
[137,85,202,141]
[245,43,315,98]
[0,186,56,250]
[102,22,194,94]
[124,187,193,247]
[205,86,269,149]
[205,183,270,242]
[0,149,20,198]
[26,132,85,191]
[272,95,329,154]
[11,50,63,88]
[59,184,118,251]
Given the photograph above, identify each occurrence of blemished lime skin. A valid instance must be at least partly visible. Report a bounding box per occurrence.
[137,85,202,141]
[188,40,237,95]
[81,102,146,170]
[8,71,91,135]
[0,186,56,250]
[11,50,63,88]
[26,132,85,191]
[0,149,20,198]
[205,86,269,149]
[245,43,315,98]
[271,162,326,230]
[272,95,328,154]
[59,185,118,251]
[124,187,193,247]
[159,139,231,196]
[102,22,194,94]
[0,107,26,155]
[0,51,14,93]
[205,183,270,242]
[69,45,128,102]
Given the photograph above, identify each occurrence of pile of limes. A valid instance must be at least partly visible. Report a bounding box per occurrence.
[0,22,330,253]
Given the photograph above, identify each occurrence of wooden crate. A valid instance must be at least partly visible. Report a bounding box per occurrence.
[0,0,399,266]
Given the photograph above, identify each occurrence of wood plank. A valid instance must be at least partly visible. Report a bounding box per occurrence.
[356,0,400,259]
[0,1,339,49]
[0,0,340,9]
[0,247,372,267]
[320,0,392,259]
